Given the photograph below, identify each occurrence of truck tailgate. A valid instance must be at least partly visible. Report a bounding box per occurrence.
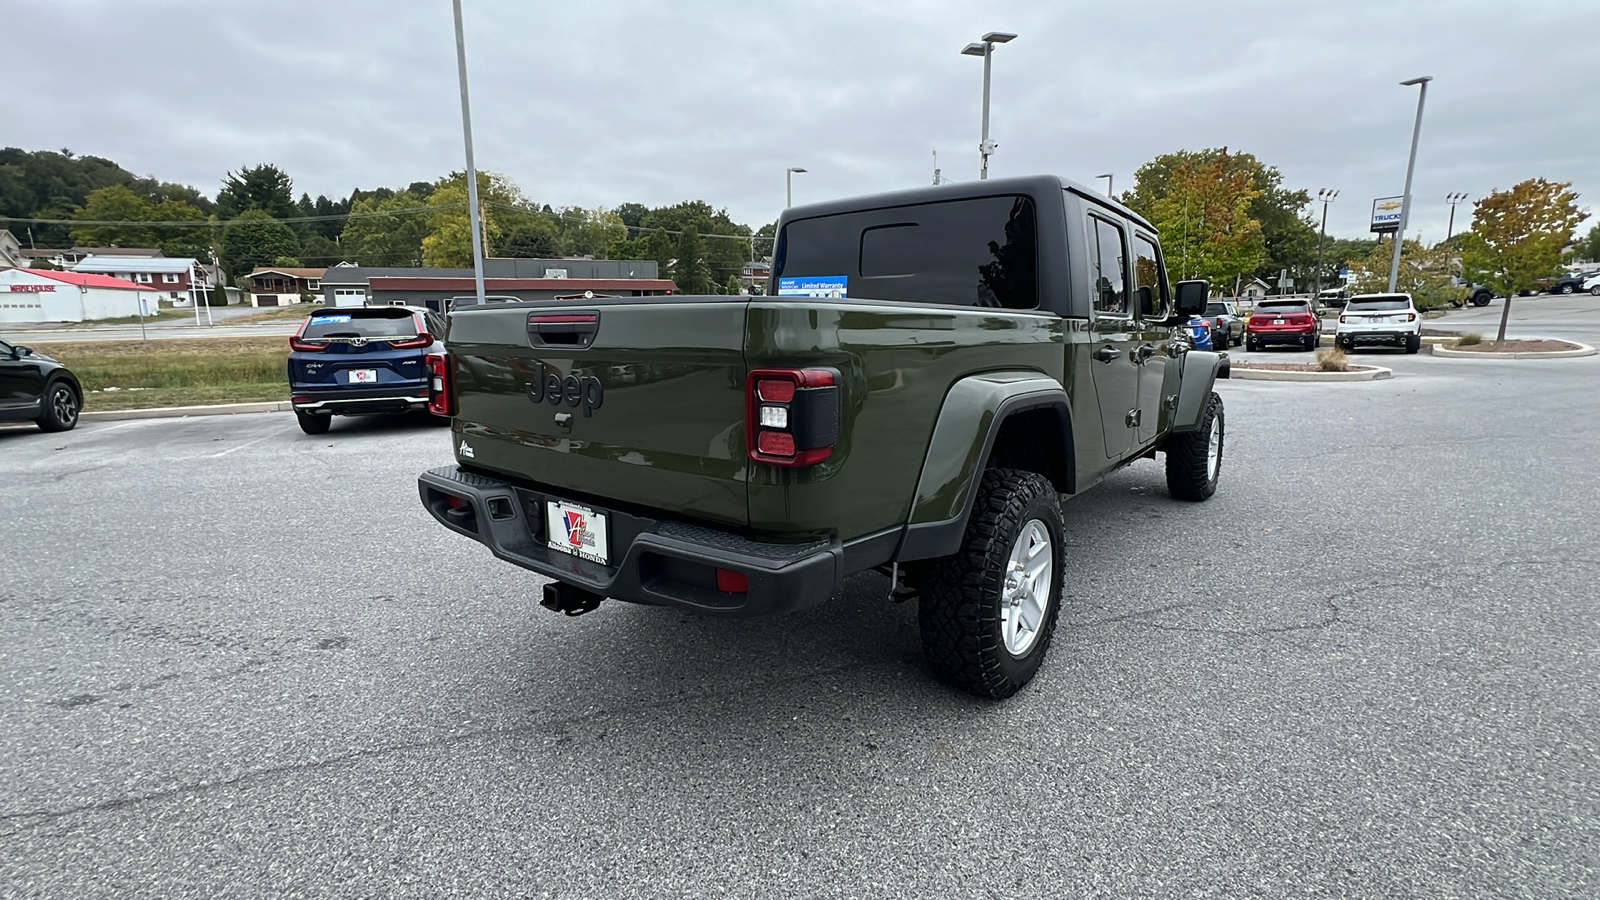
[446,299,750,528]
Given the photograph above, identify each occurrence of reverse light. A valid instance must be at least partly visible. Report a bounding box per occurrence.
[426,353,454,417]
[745,367,840,467]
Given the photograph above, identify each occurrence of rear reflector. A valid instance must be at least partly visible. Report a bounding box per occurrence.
[715,568,749,593]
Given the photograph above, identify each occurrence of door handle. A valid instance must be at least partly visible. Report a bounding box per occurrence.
[1136,344,1155,362]
[1094,345,1120,363]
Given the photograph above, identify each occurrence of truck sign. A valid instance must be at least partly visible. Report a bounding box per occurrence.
[1371,196,1404,234]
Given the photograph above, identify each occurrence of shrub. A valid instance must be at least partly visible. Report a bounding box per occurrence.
[1456,332,1483,346]
[1315,347,1349,372]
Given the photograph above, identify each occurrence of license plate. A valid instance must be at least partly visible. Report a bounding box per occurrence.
[348,369,378,384]
[1273,318,1284,325]
[546,500,608,564]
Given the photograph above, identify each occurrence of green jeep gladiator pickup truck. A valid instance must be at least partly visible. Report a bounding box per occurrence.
[418,175,1228,698]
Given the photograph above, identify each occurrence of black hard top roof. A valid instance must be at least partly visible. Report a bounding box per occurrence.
[778,174,1155,233]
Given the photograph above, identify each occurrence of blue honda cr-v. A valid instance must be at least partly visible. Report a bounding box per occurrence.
[287,305,447,434]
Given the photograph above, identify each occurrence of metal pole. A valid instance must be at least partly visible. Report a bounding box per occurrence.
[452,0,487,308]
[1312,189,1335,302]
[979,43,992,180]
[1388,77,1431,293]
[787,170,792,209]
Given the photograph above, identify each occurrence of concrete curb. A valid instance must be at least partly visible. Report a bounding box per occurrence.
[81,401,293,422]
[1229,365,1392,382]
[1431,341,1596,360]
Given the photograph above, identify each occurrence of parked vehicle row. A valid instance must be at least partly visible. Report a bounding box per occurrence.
[0,338,80,432]
[1194,300,1243,348]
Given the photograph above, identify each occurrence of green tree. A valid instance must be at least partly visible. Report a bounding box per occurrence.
[672,226,711,294]
[151,199,210,259]
[216,164,299,221]
[1126,147,1313,286]
[1579,222,1600,263]
[1138,149,1264,290]
[1349,238,1465,310]
[1462,179,1589,341]
[221,210,301,281]
[69,184,159,248]
[420,171,532,267]
[339,190,431,266]
[725,274,743,295]
[496,220,563,258]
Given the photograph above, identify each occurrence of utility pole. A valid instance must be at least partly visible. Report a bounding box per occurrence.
[786,167,806,208]
[961,32,1016,180]
[451,0,487,308]
[1312,188,1338,302]
[1096,174,1113,197]
[1388,76,1433,293]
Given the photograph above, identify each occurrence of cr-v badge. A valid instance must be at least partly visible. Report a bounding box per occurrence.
[525,361,604,417]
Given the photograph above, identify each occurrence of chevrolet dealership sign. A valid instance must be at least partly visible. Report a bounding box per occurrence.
[1370,196,1404,234]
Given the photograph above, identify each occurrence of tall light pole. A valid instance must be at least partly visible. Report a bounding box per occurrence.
[1445,192,1469,240]
[786,167,807,208]
[1387,75,1432,293]
[1096,173,1113,197]
[1312,188,1338,302]
[961,32,1016,180]
[451,0,486,308]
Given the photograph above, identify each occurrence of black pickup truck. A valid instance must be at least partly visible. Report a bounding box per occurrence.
[419,175,1228,697]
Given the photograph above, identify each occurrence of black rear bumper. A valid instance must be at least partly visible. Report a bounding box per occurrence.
[417,466,845,618]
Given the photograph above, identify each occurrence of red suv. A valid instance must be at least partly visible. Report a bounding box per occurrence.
[1246,299,1321,351]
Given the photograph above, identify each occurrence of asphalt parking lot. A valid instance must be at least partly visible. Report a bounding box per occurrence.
[3,300,1597,897]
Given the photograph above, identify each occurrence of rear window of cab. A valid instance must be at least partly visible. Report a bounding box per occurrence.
[301,309,421,340]
[1345,297,1411,311]
[1254,302,1310,315]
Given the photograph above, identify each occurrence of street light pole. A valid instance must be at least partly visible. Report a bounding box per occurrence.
[451,0,487,308]
[1312,188,1338,302]
[962,32,1016,181]
[1388,76,1432,293]
[1444,192,1469,241]
[786,167,807,208]
[1096,173,1113,197]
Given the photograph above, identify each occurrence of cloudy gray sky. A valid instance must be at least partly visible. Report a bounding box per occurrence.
[7,0,1596,241]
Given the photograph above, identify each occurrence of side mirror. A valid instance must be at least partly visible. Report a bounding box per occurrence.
[13,345,33,358]
[1174,280,1209,317]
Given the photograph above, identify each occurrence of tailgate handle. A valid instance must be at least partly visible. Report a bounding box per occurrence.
[528,311,599,349]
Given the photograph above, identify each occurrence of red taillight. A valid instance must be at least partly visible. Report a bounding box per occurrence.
[390,315,432,348]
[1339,315,1347,323]
[746,367,839,467]
[756,379,796,403]
[289,318,324,352]
[715,568,748,593]
[1407,313,1417,322]
[426,353,453,417]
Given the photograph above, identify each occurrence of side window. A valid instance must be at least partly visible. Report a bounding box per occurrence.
[1133,233,1168,319]
[1089,216,1128,316]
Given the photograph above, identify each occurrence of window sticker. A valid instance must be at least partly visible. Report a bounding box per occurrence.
[309,315,352,324]
[777,276,848,298]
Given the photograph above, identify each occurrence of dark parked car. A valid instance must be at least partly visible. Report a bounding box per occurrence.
[1196,300,1243,347]
[1530,272,1586,295]
[287,306,447,434]
[1245,299,1321,351]
[0,337,81,432]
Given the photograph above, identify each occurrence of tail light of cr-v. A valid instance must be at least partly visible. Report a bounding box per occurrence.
[746,368,840,467]
[426,353,454,417]
[289,317,324,352]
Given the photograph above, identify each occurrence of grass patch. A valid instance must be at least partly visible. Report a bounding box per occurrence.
[53,310,175,327]
[1455,332,1483,346]
[42,337,289,411]
[1314,347,1350,372]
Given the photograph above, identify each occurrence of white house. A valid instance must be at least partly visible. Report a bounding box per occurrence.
[72,255,208,308]
[0,267,158,324]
